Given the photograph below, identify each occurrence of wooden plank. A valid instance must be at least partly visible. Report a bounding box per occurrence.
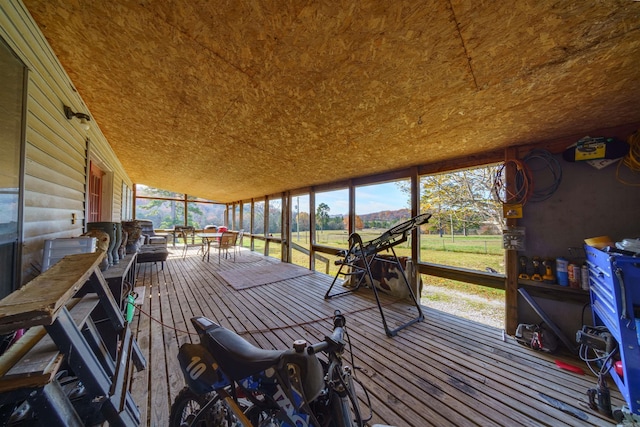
[128,262,153,426]
[129,251,624,427]
[504,146,519,336]
[0,295,100,392]
[0,354,64,394]
[147,262,171,426]
[0,253,105,333]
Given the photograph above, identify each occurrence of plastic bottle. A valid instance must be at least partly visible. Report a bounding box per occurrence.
[126,293,136,323]
[556,257,569,286]
[568,263,579,289]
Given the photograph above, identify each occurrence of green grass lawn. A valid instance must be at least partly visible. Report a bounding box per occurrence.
[246,229,506,327]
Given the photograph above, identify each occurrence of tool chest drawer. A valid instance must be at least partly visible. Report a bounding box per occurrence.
[585,245,640,416]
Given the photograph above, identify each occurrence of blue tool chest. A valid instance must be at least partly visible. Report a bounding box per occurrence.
[585,245,640,416]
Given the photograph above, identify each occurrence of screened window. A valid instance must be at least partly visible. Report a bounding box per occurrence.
[134,184,224,229]
[268,197,282,237]
[252,200,265,235]
[314,188,348,249]
[418,165,504,274]
[355,180,411,253]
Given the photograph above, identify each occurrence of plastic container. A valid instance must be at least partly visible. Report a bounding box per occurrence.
[42,237,97,272]
[556,257,569,286]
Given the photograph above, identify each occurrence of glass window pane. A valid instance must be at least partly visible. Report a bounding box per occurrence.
[188,202,225,229]
[136,184,182,199]
[241,202,251,232]
[315,188,348,249]
[135,199,184,229]
[0,38,24,298]
[268,197,282,237]
[234,204,240,230]
[187,195,216,202]
[268,241,281,260]
[253,238,265,254]
[355,180,412,255]
[253,200,265,234]
[291,194,310,250]
[419,165,504,273]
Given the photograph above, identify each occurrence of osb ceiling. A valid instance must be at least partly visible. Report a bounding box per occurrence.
[24,0,640,203]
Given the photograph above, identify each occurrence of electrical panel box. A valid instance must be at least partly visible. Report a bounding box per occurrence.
[585,245,640,416]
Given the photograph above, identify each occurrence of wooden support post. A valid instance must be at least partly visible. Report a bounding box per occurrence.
[504,147,519,335]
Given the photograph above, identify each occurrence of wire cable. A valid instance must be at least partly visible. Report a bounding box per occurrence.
[616,130,640,186]
[523,149,563,202]
[492,159,532,205]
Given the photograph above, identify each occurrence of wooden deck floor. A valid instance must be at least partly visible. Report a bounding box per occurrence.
[128,247,623,427]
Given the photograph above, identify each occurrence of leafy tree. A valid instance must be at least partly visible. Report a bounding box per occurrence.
[400,165,503,236]
[316,203,330,232]
[342,215,364,230]
[419,166,502,236]
[268,202,282,234]
[253,202,265,234]
[135,186,206,228]
[293,211,310,232]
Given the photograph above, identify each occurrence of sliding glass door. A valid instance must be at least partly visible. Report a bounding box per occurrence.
[0,38,26,298]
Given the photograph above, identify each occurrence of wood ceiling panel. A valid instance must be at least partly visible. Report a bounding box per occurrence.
[22,0,640,202]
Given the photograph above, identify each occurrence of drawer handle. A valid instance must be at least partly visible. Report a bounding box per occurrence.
[614,267,630,320]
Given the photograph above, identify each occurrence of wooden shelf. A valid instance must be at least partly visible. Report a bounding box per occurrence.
[518,279,587,293]
[518,279,589,303]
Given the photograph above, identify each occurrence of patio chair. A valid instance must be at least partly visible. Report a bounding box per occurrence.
[211,232,237,264]
[234,229,244,257]
[174,225,199,258]
[138,219,167,245]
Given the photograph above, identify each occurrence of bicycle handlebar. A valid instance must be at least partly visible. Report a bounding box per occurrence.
[308,310,346,355]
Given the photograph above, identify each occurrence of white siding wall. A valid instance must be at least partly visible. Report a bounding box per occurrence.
[0,0,133,284]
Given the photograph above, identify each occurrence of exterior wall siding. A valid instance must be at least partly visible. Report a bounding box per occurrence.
[0,0,132,284]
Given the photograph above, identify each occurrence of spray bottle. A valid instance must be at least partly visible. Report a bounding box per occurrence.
[126,292,136,323]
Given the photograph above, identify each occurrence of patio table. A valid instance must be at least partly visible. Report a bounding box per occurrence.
[197,232,223,261]
[165,228,199,247]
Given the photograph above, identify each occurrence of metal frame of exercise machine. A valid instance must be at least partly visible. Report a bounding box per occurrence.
[324,213,432,337]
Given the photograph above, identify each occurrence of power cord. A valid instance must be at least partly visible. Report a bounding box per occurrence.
[523,149,563,202]
[616,130,640,186]
[492,159,532,204]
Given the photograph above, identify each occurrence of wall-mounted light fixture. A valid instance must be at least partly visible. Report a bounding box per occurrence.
[64,105,91,131]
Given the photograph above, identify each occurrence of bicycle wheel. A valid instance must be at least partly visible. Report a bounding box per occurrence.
[169,387,224,427]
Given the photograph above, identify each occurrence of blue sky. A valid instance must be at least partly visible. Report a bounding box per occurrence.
[294,181,410,216]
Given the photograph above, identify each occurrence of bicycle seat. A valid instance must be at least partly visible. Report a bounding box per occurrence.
[203,322,284,380]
